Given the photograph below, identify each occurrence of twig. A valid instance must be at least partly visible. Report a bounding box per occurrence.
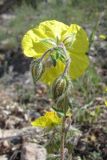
[9,150,21,160]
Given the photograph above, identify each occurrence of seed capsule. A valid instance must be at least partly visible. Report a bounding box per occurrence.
[52,75,69,101]
[30,59,44,83]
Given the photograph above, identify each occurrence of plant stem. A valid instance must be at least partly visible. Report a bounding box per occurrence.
[63,58,71,76]
[58,43,71,77]
[40,47,56,61]
[60,114,66,160]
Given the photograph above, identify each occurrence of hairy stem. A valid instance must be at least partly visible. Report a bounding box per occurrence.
[63,58,71,76]
[59,43,71,77]
[60,114,66,160]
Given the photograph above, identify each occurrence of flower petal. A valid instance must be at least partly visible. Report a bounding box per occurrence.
[22,20,68,58]
[39,20,69,40]
[40,59,65,85]
[69,51,89,79]
[45,112,62,124]
[105,101,107,106]
[22,28,53,57]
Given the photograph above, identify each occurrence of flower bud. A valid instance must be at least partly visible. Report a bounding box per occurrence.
[30,59,44,83]
[52,75,69,101]
[56,95,69,113]
[63,33,76,49]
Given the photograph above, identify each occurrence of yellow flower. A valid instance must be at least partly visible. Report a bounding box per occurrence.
[105,101,107,106]
[22,20,89,85]
[31,111,62,128]
[105,87,107,92]
[99,34,107,40]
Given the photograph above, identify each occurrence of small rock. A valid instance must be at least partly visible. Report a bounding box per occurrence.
[5,115,23,129]
[0,155,7,160]
[21,142,47,160]
[0,39,15,50]
[1,14,15,20]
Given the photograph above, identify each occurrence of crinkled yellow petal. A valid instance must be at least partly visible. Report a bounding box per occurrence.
[31,111,61,128]
[22,20,68,58]
[40,59,65,85]
[22,28,53,58]
[39,20,69,40]
[63,24,89,54]
[69,51,89,79]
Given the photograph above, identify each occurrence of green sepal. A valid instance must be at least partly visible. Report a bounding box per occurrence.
[50,54,57,67]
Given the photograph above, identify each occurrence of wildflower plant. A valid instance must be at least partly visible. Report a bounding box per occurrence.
[22,20,89,160]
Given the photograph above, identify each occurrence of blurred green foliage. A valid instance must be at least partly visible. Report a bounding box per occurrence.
[0,0,106,46]
[73,65,101,104]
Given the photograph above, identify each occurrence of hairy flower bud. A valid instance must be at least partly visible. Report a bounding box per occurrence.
[30,59,44,83]
[63,33,76,49]
[56,95,69,112]
[52,75,69,102]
